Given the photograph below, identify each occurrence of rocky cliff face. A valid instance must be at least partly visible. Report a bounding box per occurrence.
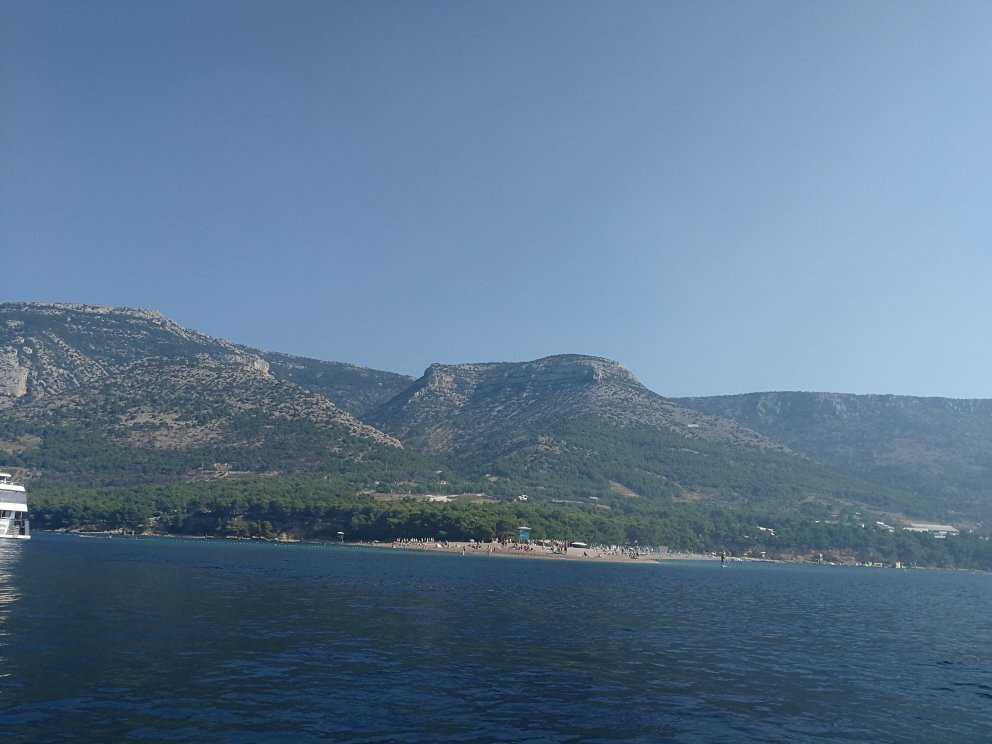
[369,354,784,459]
[0,346,30,398]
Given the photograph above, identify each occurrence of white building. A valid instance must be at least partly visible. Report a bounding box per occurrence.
[904,523,959,538]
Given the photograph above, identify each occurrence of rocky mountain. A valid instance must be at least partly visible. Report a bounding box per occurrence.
[677,392,992,522]
[369,355,784,458]
[365,355,918,518]
[0,303,428,484]
[4,302,986,527]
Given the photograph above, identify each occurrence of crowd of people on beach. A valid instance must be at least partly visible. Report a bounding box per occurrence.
[390,537,543,554]
[381,537,665,561]
[334,536,734,563]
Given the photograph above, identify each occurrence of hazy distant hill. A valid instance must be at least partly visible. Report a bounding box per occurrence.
[259,351,413,418]
[0,303,430,485]
[677,392,992,523]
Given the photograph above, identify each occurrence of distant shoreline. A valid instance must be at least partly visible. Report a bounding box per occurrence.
[50,531,931,570]
[55,530,706,564]
[334,539,725,565]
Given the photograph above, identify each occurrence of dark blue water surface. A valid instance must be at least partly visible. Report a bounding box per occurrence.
[1,534,990,742]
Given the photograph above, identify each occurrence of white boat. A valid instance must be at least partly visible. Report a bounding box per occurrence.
[0,472,30,540]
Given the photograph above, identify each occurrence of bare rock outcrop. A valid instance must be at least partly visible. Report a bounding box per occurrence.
[0,346,29,398]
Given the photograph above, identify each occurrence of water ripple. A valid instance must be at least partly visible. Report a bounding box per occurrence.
[1,536,990,742]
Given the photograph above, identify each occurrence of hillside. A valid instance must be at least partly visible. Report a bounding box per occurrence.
[677,392,992,523]
[368,355,784,457]
[0,303,432,486]
[367,355,919,519]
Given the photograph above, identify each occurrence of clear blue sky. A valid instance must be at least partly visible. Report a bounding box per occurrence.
[3,1,991,398]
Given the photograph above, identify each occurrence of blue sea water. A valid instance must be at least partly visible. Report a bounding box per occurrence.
[0,534,990,743]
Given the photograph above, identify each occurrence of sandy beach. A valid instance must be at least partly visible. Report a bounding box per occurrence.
[60,530,722,564]
[354,540,722,564]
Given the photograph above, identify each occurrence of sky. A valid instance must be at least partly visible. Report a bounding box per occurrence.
[2,1,991,398]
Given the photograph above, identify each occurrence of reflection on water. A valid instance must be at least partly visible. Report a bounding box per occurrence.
[0,539,24,613]
[0,540,24,681]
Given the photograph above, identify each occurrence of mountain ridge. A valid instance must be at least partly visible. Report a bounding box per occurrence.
[368,354,788,460]
[4,302,992,526]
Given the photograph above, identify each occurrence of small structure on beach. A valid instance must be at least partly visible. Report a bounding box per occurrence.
[518,526,531,543]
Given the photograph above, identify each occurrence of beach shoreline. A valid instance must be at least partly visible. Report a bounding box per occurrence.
[350,539,722,564]
[48,531,924,569]
[53,529,723,563]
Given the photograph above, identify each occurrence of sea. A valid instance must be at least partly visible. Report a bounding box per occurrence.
[1,534,990,743]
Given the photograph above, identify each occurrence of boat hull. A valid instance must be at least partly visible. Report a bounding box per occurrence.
[0,515,30,539]
[0,474,30,539]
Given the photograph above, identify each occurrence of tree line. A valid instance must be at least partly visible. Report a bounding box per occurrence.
[27,478,992,570]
